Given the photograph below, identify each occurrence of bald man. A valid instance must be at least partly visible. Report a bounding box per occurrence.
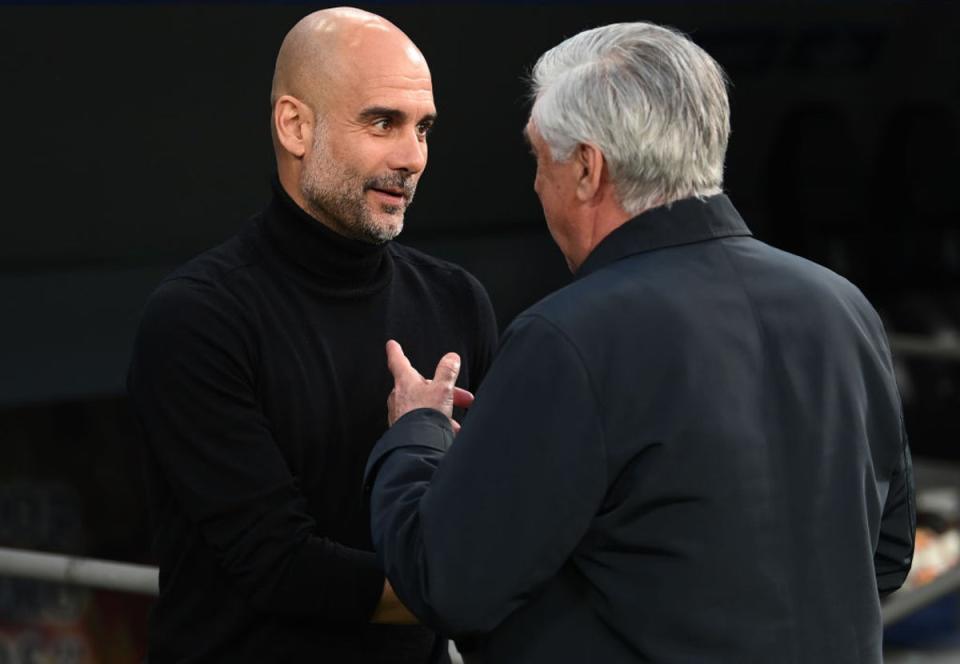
[127,8,497,662]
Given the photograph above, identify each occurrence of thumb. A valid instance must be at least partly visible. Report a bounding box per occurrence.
[385,340,415,381]
[432,352,461,388]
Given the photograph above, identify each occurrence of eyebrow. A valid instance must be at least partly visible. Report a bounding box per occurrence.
[357,106,437,125]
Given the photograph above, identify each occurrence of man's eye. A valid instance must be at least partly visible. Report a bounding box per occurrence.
[417,123,433,137]
[374,118,391,131]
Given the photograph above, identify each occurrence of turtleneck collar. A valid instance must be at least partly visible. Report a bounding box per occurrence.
[258,177,393,296]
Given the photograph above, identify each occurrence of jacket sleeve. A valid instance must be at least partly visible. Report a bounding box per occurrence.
[127,279,384,620]
[365,314,606,635]
[875,418,916,597]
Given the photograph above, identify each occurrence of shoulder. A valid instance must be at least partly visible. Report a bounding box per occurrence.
[137,231,263,344]
[162,228,261,293]
[729,238,882,319]
[131,269,260,393]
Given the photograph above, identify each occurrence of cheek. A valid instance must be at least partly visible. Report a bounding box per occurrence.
[327,134,381,173]
[352,143,382,172]
[543,176,564,207]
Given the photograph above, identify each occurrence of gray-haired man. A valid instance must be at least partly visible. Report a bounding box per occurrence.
[365,21,914,663]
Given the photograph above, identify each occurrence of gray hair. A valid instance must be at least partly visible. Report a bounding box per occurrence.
[529,22,730,214]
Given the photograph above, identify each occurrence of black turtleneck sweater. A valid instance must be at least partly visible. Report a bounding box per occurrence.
[127,182,498,663]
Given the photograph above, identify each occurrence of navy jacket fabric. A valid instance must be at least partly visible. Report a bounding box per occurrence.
[365,195,914,663]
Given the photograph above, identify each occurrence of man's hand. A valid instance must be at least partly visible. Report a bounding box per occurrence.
[370,579,418,624]
[385,340,474,431]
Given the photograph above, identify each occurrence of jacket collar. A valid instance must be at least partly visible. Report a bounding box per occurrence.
[577,194,752,279]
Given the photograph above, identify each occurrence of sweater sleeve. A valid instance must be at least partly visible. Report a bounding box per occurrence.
[127,278,384,620]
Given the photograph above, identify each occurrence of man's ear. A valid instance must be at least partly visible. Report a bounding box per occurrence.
[274,94,313,159]
[575,142,605,203]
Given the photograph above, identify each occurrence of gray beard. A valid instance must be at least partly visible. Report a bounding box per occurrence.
[306,185,398,244]
[300,168,413,245]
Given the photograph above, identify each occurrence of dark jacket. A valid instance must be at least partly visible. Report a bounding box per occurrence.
[365,194,914,663]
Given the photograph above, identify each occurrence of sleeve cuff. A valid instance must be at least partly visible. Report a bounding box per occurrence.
[363,408,453,494]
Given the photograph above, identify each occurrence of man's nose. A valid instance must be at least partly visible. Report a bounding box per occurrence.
[387,128,428,174]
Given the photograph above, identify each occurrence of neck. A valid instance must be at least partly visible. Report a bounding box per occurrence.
[569,197,634,273]
[259,176,392,293]
[277,163,315,221]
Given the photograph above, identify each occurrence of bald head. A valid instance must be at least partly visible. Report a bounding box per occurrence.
[270,8,435,244]
[271,7,425,112]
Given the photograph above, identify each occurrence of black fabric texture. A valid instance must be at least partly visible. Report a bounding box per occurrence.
[127,180,498,663]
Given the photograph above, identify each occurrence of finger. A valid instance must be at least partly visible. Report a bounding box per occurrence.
[452,387,474,409]
[385,340,416,381]
[386,390,397,427]
[432,352,461,387]
[450,418,461,434]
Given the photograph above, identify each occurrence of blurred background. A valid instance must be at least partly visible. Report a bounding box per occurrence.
[1,1,958,661]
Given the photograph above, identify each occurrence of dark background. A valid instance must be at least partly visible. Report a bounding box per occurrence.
[0,0,957,579]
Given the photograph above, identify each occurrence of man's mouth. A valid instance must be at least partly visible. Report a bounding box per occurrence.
[369,187,406,205]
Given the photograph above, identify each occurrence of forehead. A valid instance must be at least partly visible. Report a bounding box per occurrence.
[334,38,435,113]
